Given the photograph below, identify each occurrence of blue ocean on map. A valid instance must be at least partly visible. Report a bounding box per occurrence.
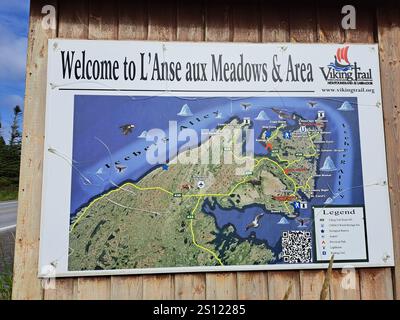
[71,95,364,263]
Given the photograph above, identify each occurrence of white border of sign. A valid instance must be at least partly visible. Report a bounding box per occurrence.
[38,40,394,277]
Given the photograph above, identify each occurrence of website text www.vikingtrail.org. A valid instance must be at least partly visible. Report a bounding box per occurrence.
[321,87,375,94]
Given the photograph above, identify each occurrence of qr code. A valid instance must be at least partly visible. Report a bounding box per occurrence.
[281,231,312,263]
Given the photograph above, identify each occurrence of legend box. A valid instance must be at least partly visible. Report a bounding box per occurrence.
[313,206,368,263]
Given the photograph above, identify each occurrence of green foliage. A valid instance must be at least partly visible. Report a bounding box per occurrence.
[0,144,20,201]
[9,105,22,146]
[0,106,22,201]
[0,270,12,300]
[0,189,18,202]
[0,144,20,183]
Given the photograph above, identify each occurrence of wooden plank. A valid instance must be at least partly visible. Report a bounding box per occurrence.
[300,270,326,300]
[261,0,300,301]
[206,272,237,299]
[204,0,236,299]
[106,0,149,300]
[346,3,394,300]
[58,0,89,39]
[205,0,230,42]
[344,4,374,43]
[44,278,75,300]
[268,271,300,300]
[330,269,361,300]
[237,272,268,300]
[377,3,400,300]
[231,1,269,300]
[360,268,394,300]
[173,1,207,300]
[12,0,58,300]
[111,276,143,300]
[143,275,175,300]
[118,0,148,40]
[88,0,118,40]
[316,2,344,42]
[174,274,206,299]
[75,277,111,300]
[313,2,390,301]
[261,1,289,42]
[297,2,343,301]
[289,2,317,42]
[136,0,177,300]
[43,0,90,301]
[148,0,177,41]
[288,1,317,300]
[65,0,118,300]
[260,1,291,300]
[177,0,204,41]
[231,0,260,42]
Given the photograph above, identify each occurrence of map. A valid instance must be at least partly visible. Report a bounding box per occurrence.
[67,96,364,271]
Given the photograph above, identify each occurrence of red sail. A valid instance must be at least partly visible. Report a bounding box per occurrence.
[336,48,342,62]
[343,46,349,64]
[336,46,350,64]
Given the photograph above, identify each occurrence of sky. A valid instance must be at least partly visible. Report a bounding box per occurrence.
[0,0,30,143]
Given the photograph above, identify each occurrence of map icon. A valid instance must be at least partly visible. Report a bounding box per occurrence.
[255,110,269,121]
[338,100,354,111]
[324,197,334,204]
[277,217,289,225]
[215,111,223,119]
[320,156,337,172]
[197,180,205,189]
[177,104,193,116]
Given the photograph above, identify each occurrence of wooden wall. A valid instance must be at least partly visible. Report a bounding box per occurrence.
[12,0,400,300]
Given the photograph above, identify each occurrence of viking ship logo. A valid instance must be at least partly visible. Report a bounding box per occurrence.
[320,45,373,84]
[329,46,352,71]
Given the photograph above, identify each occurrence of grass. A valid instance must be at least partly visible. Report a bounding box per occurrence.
[0,244,13,300]
[0,186,18,202]
[0,267,12,300]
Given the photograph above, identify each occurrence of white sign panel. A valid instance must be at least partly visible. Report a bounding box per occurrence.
[39,40,394,277]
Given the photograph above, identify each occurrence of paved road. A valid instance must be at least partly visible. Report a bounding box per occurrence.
[0,201,17,231]
[0,201,17,271]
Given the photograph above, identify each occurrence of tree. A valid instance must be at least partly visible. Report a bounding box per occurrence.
[0,106,23,200]
[9,105,22,146]
[0,116,5,146]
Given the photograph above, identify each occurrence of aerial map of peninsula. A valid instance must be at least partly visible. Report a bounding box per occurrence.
[68,95,364,271]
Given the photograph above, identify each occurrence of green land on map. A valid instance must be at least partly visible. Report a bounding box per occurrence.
[69,118,323,270]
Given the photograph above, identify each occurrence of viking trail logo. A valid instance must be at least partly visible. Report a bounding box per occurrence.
[320,46,373,85]
[331,46,352,71]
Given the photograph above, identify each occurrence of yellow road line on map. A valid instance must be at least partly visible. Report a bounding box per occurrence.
[70,187,119,232]
[264,157,298,191]
[71,125,320,231]
[266,124,285,143]
[70,174,253,232]
[70,181,174,232]
[303,133,320,157]
[189,197,223,266]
